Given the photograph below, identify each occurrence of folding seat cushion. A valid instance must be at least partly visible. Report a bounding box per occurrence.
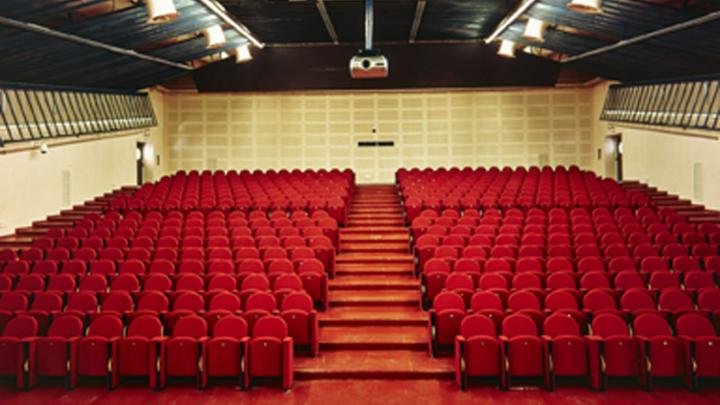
[202,315,249,388]
[683,271,716,291]
[245,315,293,390]
[470,291,505,329]
[114,315,163,388]
[160,315,208,388]
[506,290,544,328]
[61,259,87,275]
[118,260,147,276]
[0,315,39,388]
[429,291,466,356]
[512,273,543,291]
[546,246,572,258]
[297,259,328,309]
[613,271,647,291]
[542,313,587,387]
[607,257,638,274]
[134,291,170,320]
[658,289,695,316]
[166,292,205,335]
[71,314,124,388]
[648,272,680,290]
[89,259,116,276]
[64,291,99,320]
[170,273,202,295]
[675,313,720,388]
[46,248,70,262]
[580,271,610,290]
[546,272,577,290]
[582,289,618,315]
[619,288,657,316]
[280,292,319,356]
[178,259,204,275]
[577,257,606,274]
[148,260,175,276]
[461,245,487,260]
[587,313,639,389]
[640,257,670,273]
[455,314,500,390]
[243,292,278,333]
[633,313,684,389]
[154,248,178,262]
[546,257,574,273]
[500,313,545,389]
[484,258,513,274]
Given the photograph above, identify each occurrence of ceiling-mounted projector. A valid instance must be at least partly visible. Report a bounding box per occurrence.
[350,0,388,79]
[350,49,388,79]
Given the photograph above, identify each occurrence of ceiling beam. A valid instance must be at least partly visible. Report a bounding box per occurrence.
[563,10,720,63]
[315,0,339,45]
[408,0,427,43]
[0,15,193,71]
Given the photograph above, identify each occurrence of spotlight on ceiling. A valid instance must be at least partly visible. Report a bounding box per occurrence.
[203,25,227,49]
[235,44,253,63]
[567,0,602,14]
[145,0,179,24]
[498,39,516,58]
[522,18,546,42]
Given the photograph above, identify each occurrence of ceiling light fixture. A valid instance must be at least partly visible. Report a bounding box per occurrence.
[145,0,179,24]
[235,44,253,63]
[485,0,540,43]
[203,25,226,49]
[498,40,516,58]
[567,0,602,14]
[523,18,546,42]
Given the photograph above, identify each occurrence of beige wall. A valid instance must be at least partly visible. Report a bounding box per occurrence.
[591,81,720,209]
[0,134,138,235]
[163,88,596,183]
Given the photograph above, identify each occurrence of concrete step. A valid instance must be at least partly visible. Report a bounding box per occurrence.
[294,350,453,380]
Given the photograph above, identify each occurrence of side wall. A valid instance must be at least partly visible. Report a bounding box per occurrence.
[0,135,137,235]
[0,90,166,235]
[591,81,720,209]
[163,88,596,183]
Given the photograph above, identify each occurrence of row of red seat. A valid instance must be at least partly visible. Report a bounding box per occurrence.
[423,264,718,302]
[0,312,296,390]
[397,167,648,221]
[0,257,329,307]
[109,170,353,225]
[451,311,716,390]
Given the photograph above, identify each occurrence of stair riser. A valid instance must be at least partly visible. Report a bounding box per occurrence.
[320,342,427,351]
[335,270,414,276]
[329,285,418,291]
[341,228,409,234]
[329,301,419,307]
[320,319,426,327]
[341,248,410,254]
[295,372,453,380]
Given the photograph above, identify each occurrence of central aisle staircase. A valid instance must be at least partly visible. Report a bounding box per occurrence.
[295,185,454,379]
